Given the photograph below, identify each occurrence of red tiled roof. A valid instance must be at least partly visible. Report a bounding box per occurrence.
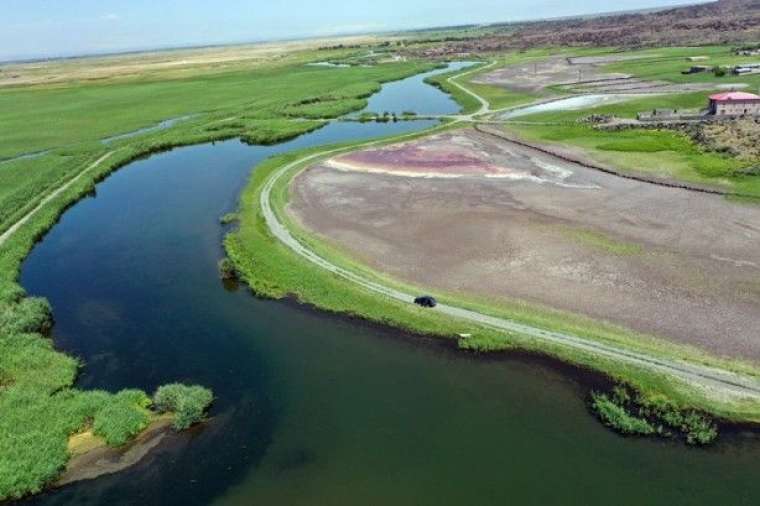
[709,91,760,101]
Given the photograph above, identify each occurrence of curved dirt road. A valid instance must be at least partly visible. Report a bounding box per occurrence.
[446,61,496,116]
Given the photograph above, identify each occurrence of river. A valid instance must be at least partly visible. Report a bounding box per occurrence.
[18,63,760,506]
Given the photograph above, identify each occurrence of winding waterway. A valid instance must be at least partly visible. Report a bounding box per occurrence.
[18,64,760,506]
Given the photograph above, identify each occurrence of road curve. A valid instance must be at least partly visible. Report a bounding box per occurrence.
[446,61,497,117]
[260,137,760,403]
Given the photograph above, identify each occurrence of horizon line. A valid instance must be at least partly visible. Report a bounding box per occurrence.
[0,0,710,65]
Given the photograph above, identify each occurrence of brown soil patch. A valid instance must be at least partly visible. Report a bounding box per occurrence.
[290,128,760,361]
[56,415,174,487]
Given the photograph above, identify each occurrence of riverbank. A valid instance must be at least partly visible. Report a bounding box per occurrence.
[55,415,175,488]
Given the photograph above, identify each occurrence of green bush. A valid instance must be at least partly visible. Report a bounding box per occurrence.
[218,258,237,280]
[0,297,53,334]
[639,397,718,445]
[91,390,152,446]
[219,212,239,225]
[682,412,718,445]
[592,386,719,445]
[591,392,656,435]
[153,384,213,430]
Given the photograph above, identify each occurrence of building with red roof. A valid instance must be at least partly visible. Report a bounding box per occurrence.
[708,91,760,116]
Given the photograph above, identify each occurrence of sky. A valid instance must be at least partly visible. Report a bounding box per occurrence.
[1,0,706,62]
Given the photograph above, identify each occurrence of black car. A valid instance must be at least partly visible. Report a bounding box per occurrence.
[414,295,437,308]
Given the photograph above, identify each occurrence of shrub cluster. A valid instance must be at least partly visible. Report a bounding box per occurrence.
[590,384,718,445]
[591,391,655,435]
[0,280,214,500]
[153,384,214,430]
[218,258,238,280]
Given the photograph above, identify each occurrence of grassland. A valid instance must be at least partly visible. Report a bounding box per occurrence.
[506,121,760,197]
[0,59,433,158]
[0,42,438,500]
[601,46,760,88]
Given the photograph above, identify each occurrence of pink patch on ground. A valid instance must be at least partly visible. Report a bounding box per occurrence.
[334,134,507,176]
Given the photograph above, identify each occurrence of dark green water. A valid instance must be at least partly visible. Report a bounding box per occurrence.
[18,66,760,506]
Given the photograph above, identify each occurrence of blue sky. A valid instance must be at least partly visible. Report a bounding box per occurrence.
[1,0,704,61]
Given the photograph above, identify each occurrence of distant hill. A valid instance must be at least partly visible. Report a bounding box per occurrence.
[418,0,760,53]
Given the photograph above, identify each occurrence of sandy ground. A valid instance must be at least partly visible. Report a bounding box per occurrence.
[56,416,174,487]
[290,129,760,361]
[473,55,723,94]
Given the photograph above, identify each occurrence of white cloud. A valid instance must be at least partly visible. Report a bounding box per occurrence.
[102,13,120,21]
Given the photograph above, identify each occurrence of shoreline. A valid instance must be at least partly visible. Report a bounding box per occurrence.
[271,292,760,443]
[55,416,175,488]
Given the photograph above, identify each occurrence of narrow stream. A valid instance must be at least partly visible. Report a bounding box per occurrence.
[18,64,760,506]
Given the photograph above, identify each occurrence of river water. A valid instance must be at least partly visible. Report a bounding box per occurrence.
[18,64,760,506]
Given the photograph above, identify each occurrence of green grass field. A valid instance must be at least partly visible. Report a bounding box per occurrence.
[0,59,433,158]
[507,121,760,197]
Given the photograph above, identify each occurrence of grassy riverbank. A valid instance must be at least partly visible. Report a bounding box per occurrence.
[0,47,440,499]
[225,125,760,435]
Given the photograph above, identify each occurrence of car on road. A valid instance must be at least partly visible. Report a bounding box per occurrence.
[414,295,437,308]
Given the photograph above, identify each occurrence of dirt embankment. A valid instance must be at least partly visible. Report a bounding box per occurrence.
[289,128,760,361]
